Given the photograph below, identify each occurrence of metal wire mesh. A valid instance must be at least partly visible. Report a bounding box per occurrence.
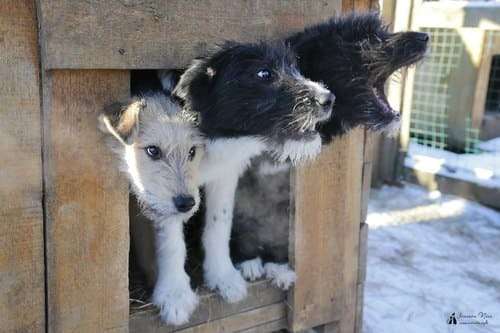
[408,28,490,154]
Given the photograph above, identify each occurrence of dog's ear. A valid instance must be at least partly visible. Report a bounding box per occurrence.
[98,98,145,144]
[173,59,213,113]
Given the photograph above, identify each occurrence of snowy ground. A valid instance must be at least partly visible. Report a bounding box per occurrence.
[363,184,500,333]
[405,140,500,188]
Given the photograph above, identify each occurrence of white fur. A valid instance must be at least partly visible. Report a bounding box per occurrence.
[273,135,322,164]
[237,257,265,281]
[381,117,401,137]
[202,171,248,302]
[264,263,296,290]
[152,220,199,325]
[199,136,268,302]
[200,137,266,184]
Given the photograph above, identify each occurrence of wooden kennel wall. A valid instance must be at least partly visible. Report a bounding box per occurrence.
[0,0,376,332]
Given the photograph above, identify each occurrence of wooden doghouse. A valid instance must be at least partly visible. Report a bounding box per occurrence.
[0,1,376,332]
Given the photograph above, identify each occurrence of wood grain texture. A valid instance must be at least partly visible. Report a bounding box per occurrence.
[371,0,411,185]
[361,131,375,223]
[354,223,368,333]
[236,318,288,333]
[343,0,378,11]
[38,0,342,69]
[289,129,365,332]
[43,70,130,332]
[131,301,286,333]
[447,29,485,151]
[472,35,500,129]
[0,1,45,331]
[130,280,285,333]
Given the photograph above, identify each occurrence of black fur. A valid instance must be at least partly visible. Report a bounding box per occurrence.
[173,41,333,143]
[287,12,429,141]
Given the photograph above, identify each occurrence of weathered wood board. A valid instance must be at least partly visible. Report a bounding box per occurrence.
[172,303,286,333]
[289,128,365,332]
[42,70,130,332]
[38,0,343,69]
[0,1,45,331]
[447,29,486,151]
[130,280,285,332]
[472,35,500,129]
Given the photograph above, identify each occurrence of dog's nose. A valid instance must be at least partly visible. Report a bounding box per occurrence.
[173,195,195,213]
[416,32,429,43]
[315,92,335,110]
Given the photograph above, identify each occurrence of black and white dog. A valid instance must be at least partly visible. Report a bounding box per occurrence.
[287,12,429,140]
[231,13,430,278]
[169,41,334,302]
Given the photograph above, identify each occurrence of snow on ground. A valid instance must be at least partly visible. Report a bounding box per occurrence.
[478,138,500,153]
[405,140,500,188]
[363,183,500,333]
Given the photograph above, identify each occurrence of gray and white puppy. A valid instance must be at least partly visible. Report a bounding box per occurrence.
[99,76,204,325]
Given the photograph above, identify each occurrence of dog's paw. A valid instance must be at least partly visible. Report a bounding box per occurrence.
[152,284,199,326]
[237,257,265,281]
[264,262,296,290]
[205,267,248,303]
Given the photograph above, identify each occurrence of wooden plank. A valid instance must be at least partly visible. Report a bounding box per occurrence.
[472,35,500,129]
[289,128,365,332]
[130,279,285,333]
[236,318,288,333]
[361,131,375,223]
[354,223,368,333]
[447,29,486,152]
[0,1,45,331]
[354,282,365,333]
[43,70,130,332]
[317,322,340,333]
[38,0,343,69]
[343,0,377,11]
[372,0,415,185]
[357,224,368,285]
[413,2,500,30]
[404,167,500,210]
[131,302,286,333]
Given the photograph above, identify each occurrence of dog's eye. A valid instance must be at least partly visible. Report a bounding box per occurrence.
[188,146,196,161]
[145,146,161,160]
[257,69,272,80]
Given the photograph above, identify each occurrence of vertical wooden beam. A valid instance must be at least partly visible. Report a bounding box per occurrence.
[472,35,500,129]
[289,129,365,332]
[354,223,368,333]
[0,1,45,331]
[42,70,130,332]
[372,0,414,185]
[291,3,376,333]
[447,29,485,151]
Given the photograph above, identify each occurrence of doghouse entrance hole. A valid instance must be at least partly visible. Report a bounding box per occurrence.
[128,69,292,313]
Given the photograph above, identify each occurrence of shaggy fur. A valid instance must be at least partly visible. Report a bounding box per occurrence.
[170,41,334,301]
[99,85,204,325]
[232,13,430,285]
[287,12,429,140]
